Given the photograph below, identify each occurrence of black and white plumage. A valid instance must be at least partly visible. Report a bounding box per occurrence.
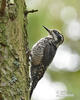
[30,26,64,98]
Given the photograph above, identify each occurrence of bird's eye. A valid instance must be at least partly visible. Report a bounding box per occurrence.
[53,30,61,38]
[53,30,64,43]
[53,30,60,36]
[53,30,57,33]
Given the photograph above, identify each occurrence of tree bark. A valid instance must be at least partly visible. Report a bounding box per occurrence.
[0,0,29,100]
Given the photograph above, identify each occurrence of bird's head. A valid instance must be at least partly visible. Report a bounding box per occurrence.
[43,26,64,47]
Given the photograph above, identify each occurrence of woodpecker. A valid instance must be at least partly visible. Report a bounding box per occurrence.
[30,26,64,98]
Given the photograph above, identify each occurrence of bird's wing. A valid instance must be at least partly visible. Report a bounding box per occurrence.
[42,41,56,66]
[31,38,46,66]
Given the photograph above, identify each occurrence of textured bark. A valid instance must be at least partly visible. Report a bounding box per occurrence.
[0,0,29,100]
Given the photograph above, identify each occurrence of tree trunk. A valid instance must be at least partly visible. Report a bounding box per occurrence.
[0,0,29,100]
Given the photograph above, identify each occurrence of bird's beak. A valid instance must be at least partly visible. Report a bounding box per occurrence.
[43,26,52,35]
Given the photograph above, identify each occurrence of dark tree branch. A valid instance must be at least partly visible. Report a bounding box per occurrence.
[24,9,38,16]
[0,0,6,16]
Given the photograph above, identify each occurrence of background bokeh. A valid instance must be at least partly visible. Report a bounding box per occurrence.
[26,0,80,100]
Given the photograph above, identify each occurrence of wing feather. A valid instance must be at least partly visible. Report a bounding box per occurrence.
[31,38,46,65]
[42,41,57,66]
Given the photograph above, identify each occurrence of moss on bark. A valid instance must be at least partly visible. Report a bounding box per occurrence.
[0,0,29,100]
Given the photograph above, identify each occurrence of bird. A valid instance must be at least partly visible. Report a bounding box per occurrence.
[30,26,64,99]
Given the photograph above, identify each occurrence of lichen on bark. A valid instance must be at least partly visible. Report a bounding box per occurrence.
[0,0,30,100]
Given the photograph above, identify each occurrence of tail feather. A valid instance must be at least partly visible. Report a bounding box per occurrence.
[30,64,46,99]
[30,79,38,99]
